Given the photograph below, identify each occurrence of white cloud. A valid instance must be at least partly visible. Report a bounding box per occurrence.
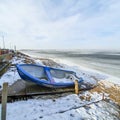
[0,0,120,50]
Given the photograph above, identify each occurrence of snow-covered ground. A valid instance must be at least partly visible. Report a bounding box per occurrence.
[0,93,119,120]
[0,53,120,120]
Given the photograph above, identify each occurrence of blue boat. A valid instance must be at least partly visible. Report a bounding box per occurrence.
[16,64,83,88]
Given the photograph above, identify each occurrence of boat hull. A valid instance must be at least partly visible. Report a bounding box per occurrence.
[16,64,83,88]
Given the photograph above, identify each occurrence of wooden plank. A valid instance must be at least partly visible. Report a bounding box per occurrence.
[75,80,79,95]
[1,82,8,120]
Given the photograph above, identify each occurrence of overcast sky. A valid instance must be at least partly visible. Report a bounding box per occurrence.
[0,0,120,50]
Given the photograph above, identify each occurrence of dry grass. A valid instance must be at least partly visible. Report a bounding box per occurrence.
[90,80,120,105]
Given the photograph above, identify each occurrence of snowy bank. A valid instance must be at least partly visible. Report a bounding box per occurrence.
[0,93,119,120]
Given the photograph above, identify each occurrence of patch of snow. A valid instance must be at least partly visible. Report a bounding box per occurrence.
[54,78,73,83]
[10,56,25,64]
[0,68,20,89]
[0,56,26,89]
[34,59,43,65]
[53,74,81,83]
[105,76,120,86]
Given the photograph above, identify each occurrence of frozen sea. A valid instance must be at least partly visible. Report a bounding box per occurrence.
[21,49,120,79]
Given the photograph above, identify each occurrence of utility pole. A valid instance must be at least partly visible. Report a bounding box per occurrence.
[2,35,5,49]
